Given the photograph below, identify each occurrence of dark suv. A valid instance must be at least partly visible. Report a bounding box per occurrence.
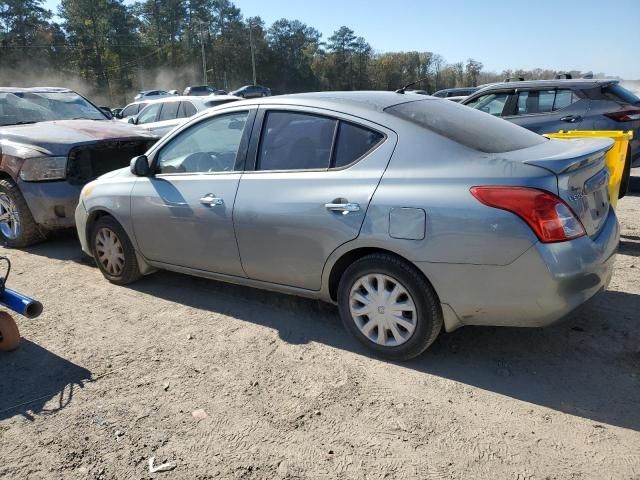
[432,87,479,98]
[229,85,271,99]
[461,79,640,196]
[182,85,227,96]
[0,87,157,247]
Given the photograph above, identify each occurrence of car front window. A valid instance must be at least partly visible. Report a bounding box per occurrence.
[466,92,510,116]
[137,103,162,124]
[157,111,249,174]
[0,91,106,126]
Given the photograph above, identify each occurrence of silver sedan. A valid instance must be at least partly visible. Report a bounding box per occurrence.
[75,92,619,360]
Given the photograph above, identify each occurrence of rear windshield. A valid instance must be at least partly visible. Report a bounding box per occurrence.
[385,99,546,153]
[603,84,640,104]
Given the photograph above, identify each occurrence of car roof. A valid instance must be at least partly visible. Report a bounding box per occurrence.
[0,87,74,94]
[144,94,239,105]
[435,87,477,93]
[475,78,618,93]
[238,91,425,113]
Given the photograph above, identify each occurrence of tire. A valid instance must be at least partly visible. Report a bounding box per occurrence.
[0,312,20,351]
[90,215,141,285]
[618,147,632,200]
[337,253,443,361]
[0,178,45,248]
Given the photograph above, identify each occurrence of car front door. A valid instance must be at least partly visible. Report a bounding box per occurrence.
[130,108,255,276]
[504,89,588,133]
[233,107,396,290]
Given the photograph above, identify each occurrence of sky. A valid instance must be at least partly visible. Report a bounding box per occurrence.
[43,0,640,79]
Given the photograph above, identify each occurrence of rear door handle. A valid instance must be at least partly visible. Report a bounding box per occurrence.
[200,194,224,207]
[560,115,582,123]
[325,202,361,214]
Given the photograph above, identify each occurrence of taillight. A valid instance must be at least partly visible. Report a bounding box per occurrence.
[470,186,585,243]
[604,108,640,122]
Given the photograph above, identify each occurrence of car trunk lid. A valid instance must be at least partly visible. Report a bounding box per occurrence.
[500,137,614,237]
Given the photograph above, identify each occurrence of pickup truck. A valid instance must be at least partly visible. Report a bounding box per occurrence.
[0,87,158,247]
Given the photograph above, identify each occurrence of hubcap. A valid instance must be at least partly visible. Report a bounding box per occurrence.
[0,193,21,240]
[349,274,417,347]
[95,227,125,276]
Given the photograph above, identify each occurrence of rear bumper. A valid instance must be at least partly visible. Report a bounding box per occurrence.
[417,208,619,330]
[19,179,81,229]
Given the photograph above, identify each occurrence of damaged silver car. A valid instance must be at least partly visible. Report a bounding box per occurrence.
[0,87,158,247]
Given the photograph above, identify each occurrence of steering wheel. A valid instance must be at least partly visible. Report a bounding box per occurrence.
[181,152,229,172]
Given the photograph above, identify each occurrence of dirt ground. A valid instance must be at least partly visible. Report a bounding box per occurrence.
[1,172,639,480]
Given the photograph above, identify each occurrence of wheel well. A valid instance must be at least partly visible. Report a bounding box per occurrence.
[85,210,112,245]
[328,247,436,302]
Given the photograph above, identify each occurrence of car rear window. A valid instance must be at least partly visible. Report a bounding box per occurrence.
[385,99,545,153]
[179,101,197,117]
[603,84,640,104]
[333,122,384,168]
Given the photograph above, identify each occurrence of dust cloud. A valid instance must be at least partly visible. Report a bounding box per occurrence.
[0,62,202,108]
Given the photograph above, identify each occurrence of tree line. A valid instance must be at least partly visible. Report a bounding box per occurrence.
[0,0,597,105]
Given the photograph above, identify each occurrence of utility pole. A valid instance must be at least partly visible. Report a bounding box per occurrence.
[249,22,256,85]
[199,21,207,85]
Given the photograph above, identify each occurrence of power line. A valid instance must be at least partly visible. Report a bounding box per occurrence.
[0,44,153,48]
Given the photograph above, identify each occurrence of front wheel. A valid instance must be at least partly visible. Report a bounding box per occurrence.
[0,178,45,248]
[337,253,443,361]
[91,216,141,285]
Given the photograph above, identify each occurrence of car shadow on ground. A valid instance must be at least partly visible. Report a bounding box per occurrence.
[127,271,640,431]
[619,235,640,257]
[0,340,92,421]
[627,171,640,197]
[14,230,95,267]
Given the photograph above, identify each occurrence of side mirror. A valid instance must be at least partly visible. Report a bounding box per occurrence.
[130,155,150,176]
[128,116,137,125]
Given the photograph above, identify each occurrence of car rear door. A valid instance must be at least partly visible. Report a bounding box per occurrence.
[503,88,588,133]
[147,101,181,136]
[233,106,396,290]
[130,108,256,276]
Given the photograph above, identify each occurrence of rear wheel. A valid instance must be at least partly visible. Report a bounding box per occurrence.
[0,312,20,351]
[0,178,45,248]
[337,253,443,360]
[619,147,632,199]
[91,216,141,285]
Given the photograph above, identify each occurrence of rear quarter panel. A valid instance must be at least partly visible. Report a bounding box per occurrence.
[358,124,556,266]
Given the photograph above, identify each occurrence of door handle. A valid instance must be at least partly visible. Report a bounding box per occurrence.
[325,202,361,214]
[560,115,581,123]
[200,194,224,207]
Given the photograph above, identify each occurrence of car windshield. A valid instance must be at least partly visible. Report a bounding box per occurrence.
[0,91,105,126]
[386,98,546,153]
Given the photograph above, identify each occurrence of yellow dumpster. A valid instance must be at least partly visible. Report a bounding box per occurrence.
[544,130,633,208]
